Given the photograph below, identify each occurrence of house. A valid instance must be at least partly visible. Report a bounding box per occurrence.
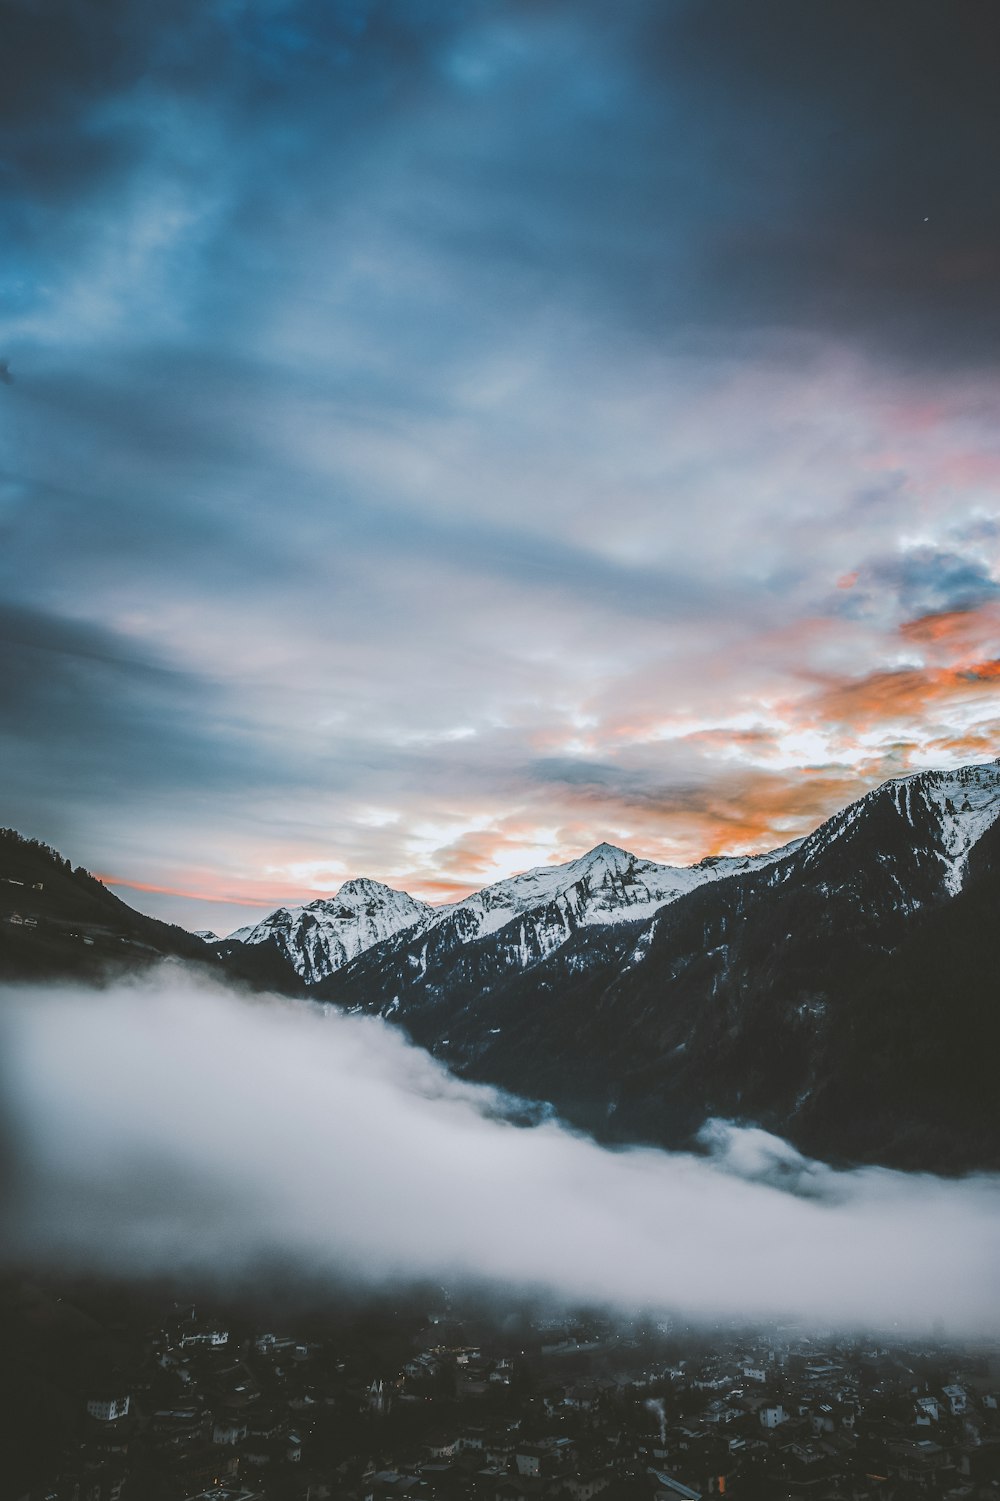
[182,1329,230,1348]
[426,1435,459,1459]
[514,1440,576,1478]
[212,1417,247,1445]
[200,1492,263,1501]
[942,1383,968,1416]
[557,1470,613,1500]
[647,1468,701,1500]
[254,1332,297,1354]
[516,1444,548,1477]
[185,1489,264,1501]
[86,1394,131,1422]
[493,1480,545,1501]
[486,1432,518,1468]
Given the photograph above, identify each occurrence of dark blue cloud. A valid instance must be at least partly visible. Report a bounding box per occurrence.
[0,601,300,803]
[2,1,999,916]
[884,548,1000,618]
[833,546,1000,624]
[5,1,999,365]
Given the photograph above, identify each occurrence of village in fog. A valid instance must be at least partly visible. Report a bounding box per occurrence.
[8,1280,1000,1501]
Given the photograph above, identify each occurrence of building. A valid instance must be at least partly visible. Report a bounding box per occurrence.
[86,1395,131,1422]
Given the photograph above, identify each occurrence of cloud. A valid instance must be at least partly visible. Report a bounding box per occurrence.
[900,603,1000,651]
[2,969,999,1332]
[0,599,312,803]
[6,1,1000,367]
[838,547,1000,623]
[3,3,1000,926]
[806,659,1000,733]
[624,0,1000,367]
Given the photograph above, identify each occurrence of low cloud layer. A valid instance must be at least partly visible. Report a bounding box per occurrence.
[2,969,998,1333]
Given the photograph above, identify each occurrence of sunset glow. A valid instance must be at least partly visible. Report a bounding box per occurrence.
[2,2,998,932]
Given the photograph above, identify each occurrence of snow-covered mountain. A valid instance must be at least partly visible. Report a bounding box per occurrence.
[434,838,802,939]
[225,836,800,986]
[6,759,1000,1172]
[318,758,1000,1173]
[220,763,1000,996]
[798,761,1000,896]
[227,878,432,984]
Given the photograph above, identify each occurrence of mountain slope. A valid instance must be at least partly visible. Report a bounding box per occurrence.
[320,763,1000,1171]
[0,830,212,981]
[0,829,304,992]
[245,837,798,993]
[434,839,801,938]
[225,878,432,984]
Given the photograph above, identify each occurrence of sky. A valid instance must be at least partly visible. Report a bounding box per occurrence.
[2,0,1000,935]
[4,971,999,1331]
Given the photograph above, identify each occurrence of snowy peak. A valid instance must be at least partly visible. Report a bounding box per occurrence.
[431,834,795,944]
[227,878,432,984]
[801,759,1000,895]
[225,834,796,989]
[430,844,658,940]
[336,876,400,900]
[569,841,633,874]
[222,761,1000,991]
[306,876,426,923]
[890,762,1000,894]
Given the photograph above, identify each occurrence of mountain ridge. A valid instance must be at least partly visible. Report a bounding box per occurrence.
[315,759,1000,1172]
[4,759,999,1172]
[219,830,804,985]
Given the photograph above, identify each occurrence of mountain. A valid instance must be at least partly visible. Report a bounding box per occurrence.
[220,838,798,987]
[220,878,432,984]
[0,829,212,981]
[432,837,800,938]
[317,762,1000,1172]
[0,829,304,993]
[5,761,999,1172]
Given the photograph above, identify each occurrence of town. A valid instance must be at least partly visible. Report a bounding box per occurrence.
[5,1279,1000,1501]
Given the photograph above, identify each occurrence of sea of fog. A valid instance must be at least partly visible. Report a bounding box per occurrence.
[1,966,997,1332]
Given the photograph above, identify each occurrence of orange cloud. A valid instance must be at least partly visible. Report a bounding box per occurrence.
[925,726,1000,759]
[99,876,280,906]
[532,767,866,865]
[900,602,1000,653]
[401,874,484,903]
[430,828,534,878]
[806,657,1000,731]
[99,874,309,909]
[679,726,781,756]
[690,772,863,857]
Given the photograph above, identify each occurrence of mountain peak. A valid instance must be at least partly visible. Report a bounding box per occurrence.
[572,842,635,871]
[799,756,1000,896]
[585,840,632,858]
[332,876,402,901]
[227,876,430,982]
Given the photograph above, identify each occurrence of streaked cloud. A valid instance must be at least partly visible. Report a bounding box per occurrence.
[1,2,998,923]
